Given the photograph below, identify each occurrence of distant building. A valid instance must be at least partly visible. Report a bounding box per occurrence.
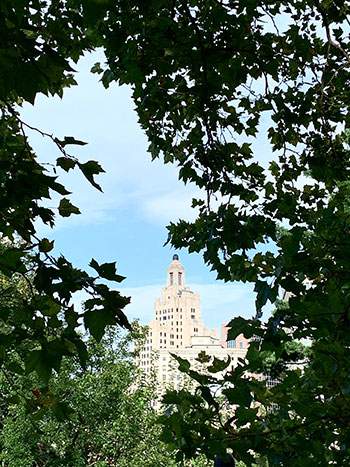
[135,255,247,392]
[220,323,250,350]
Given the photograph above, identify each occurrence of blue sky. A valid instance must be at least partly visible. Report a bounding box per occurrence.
[20,51,273,332]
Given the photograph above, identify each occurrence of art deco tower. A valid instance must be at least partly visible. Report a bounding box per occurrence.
[136,255,219,375]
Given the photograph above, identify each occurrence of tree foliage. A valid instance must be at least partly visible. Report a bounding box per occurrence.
[2,0,350,464]
[0,328,180,466]
[0,0,130,396]
[92,0,350,465]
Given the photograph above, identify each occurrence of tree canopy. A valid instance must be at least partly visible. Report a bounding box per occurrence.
[0,0,130,393]
[95,1,350,464]
[1,0,350,465]
[0,326,180,466]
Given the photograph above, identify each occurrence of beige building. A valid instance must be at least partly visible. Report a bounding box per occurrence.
[135,255,247,390]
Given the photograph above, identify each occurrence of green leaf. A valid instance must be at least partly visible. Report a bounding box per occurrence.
[51,399,75,421]
[207,356,231,373]
[171,354,191,373]
[32,295,60,316]
[39,238,55,252]
[234,406,259,426]
[0,248,26,276]
[254,280,278,315]
[89,258,125,282]
[222,380,252,408]
[227,317,262,341]
[56,136,87,147]
[56,157,77,172]
[78,160,105,192]
[25,350,51,383]
[91,62,103,74]
[6,361,25,375]
[84,309,116,342]
[58,198,81,217]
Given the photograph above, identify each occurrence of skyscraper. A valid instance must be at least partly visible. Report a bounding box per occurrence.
[135,255,247,390]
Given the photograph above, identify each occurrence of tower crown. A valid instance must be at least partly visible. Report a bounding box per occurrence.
[167,255,184,287]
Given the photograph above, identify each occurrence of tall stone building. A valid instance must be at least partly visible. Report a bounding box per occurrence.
[135,255,246,389]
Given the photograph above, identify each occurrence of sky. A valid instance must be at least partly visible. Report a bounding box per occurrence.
[20,50,273,332]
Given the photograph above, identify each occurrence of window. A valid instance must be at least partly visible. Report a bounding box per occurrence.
[227,339,236,348]
[178,271,182,285]
[163,316,167,320]
[170,272,173,285]
[239,342,243,349]
[191,314,195,319]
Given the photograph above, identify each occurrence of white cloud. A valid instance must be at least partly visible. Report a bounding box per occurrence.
[140,187,201,225]
[22,54,200,233]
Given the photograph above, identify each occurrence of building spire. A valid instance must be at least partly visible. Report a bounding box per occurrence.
[167,254,184,287]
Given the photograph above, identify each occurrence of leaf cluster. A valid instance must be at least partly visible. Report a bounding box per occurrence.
[89,0,350,463]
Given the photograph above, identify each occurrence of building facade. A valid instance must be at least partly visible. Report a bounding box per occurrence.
[135,255,247,390]
[220,323,250,350]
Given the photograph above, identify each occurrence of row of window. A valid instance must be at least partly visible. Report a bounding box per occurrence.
[155,317,184,327]
[156,308,183,315]
[227,339,244,349]
[160,344,180,348]
[140,360,150,366]
[141,353,151,359]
